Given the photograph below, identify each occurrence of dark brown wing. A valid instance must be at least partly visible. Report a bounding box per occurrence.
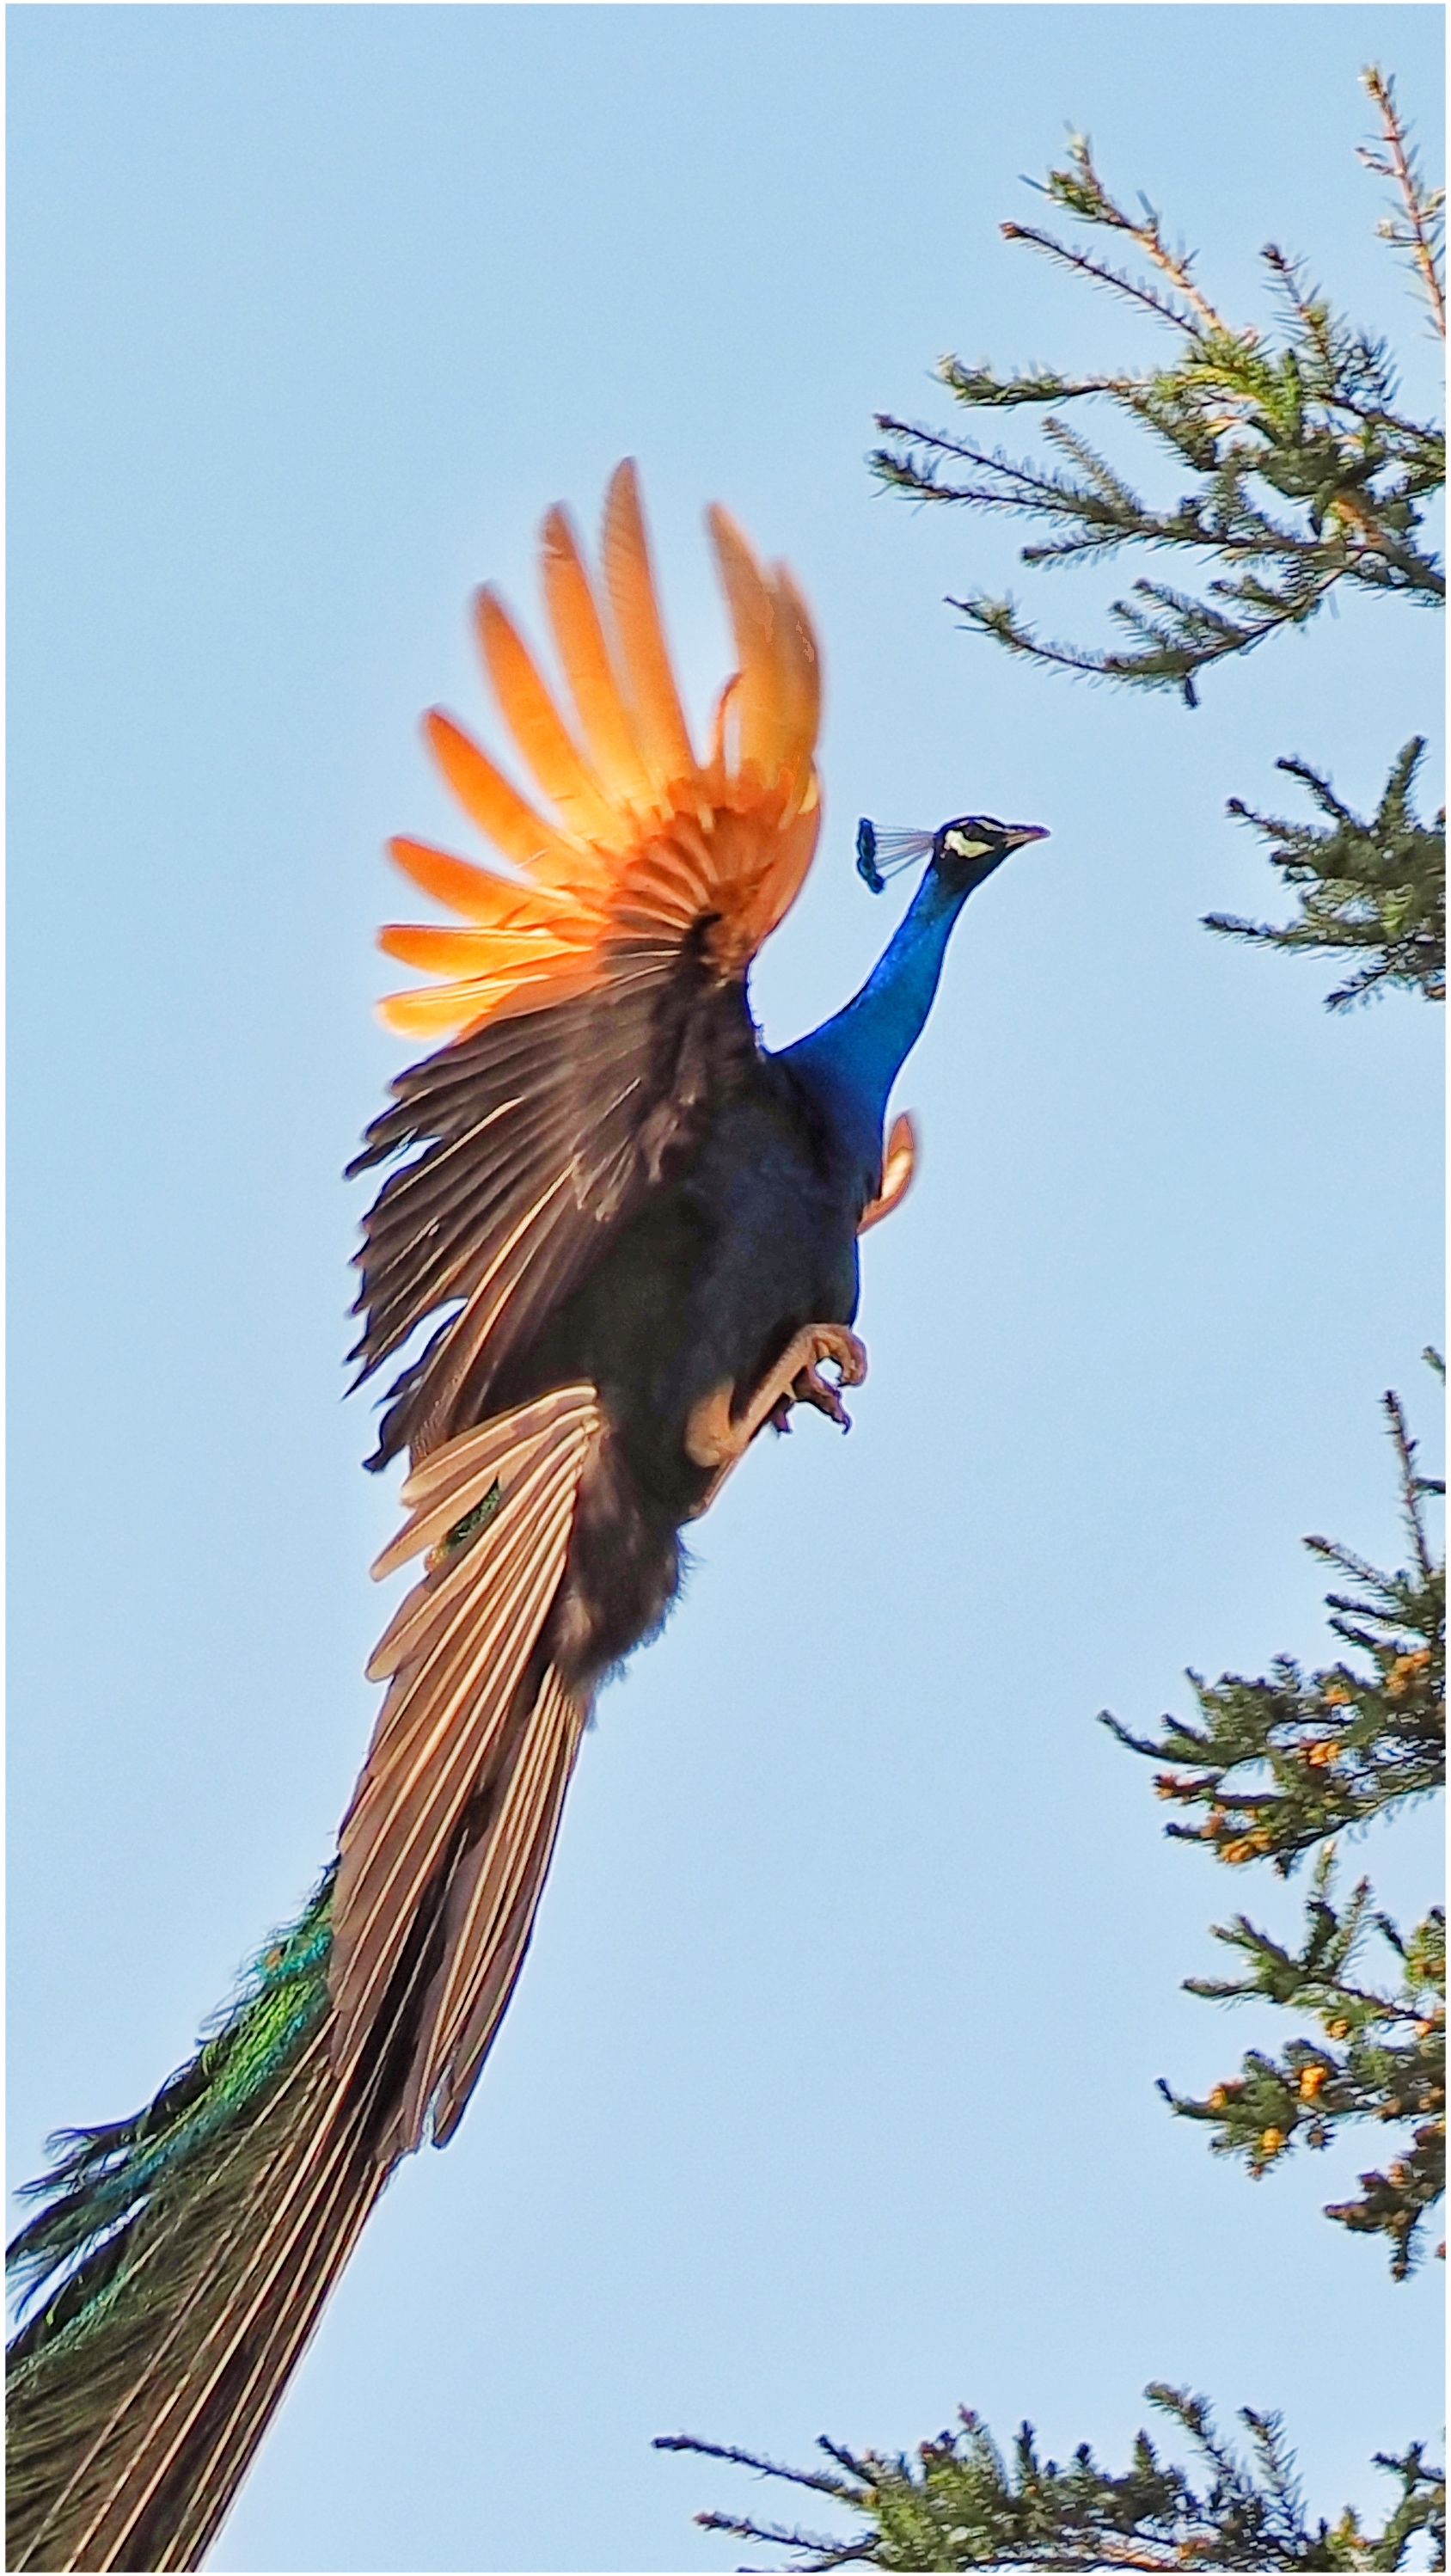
[349,941,757,1466]
[349,462,823,1468]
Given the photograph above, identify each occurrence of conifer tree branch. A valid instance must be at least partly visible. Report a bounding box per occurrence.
[1160,1866,1445,2278]
[1105,1390,1444,1868]
[1015,131,1231,336]
[996,218,1213,340]
[1207,739,1445,1009]
[1108,1384,1445,2274]
[657,2389,1446,2569]
[1357,68,1447,340]
[873,92,1445,704]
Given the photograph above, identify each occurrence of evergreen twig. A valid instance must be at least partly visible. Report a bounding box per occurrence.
[1105,1389,1444,1871]
[1356,69,1446,340]
[656,2389,1446,2570]
[1160,1866,1444,2279]
[1106,1382,1445,2272]
[873,111,1444,707]
[1206,741,1445,1009]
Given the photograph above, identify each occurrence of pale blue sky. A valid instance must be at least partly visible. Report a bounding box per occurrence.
[9,7,1443,2570]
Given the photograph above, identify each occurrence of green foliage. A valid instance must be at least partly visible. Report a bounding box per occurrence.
[870,68,1445,1015]
[1160,1865,1443,2279]
[872,81,1444,705]
[1105,1389,1444,1872]
[1106,1383,1445,2275]
[658,2389,1445,2570]
[1206,741,1446,1009]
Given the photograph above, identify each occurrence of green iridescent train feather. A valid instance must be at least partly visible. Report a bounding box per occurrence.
[4,1464,524,2568]
[6,1874,339,2570]
[9,1873,335,2365]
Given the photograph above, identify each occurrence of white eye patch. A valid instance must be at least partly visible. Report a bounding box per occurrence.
[942,830,990,862]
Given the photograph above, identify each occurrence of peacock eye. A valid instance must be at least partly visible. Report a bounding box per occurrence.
[943,830,989,862]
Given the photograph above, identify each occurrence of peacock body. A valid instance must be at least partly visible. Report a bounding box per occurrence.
[7,463,1043,2571]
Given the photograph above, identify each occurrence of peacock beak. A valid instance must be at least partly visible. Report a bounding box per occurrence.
[1001,823,1050,850]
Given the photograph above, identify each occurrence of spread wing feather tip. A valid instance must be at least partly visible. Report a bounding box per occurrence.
[377,462,823,1041]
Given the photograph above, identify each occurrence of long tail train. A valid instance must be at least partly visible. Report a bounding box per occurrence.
[8,1395,597,2571]
[7,1881,355,2571]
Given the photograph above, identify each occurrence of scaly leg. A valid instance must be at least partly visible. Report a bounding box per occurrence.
[683,1324,868,1517]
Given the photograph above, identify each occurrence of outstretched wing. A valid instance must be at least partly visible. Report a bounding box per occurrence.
[350,463,823,1467]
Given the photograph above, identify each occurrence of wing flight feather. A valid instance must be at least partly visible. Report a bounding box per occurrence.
[354,459,820,1461]
[400,1665,585,2150]
[375,457,820,1046]
[539,503,656,810]
[385,837,574,927]
[473,589,620,845]
[599,463,698,796]
[331,1389,600,2087]
[422,709,584,885]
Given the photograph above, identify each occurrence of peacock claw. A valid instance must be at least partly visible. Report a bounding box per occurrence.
[798,1372,850,1429]
[791,1354,858,1431]
[787,1326,867,1433]
[683,1324,869,1515]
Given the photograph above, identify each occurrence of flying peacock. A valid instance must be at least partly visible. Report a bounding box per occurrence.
[7,462,1044,2572]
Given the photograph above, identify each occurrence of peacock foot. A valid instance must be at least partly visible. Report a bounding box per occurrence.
[783,1325,868,1432]
[683,1324,869,1516]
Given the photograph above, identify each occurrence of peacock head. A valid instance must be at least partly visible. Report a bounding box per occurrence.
[932,814,1049,889]
[855,813,1048,895]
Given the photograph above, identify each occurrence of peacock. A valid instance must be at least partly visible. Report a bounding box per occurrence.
[7,462,1044,2572]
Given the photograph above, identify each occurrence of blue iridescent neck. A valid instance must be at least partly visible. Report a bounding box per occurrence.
[777,863,971,1174]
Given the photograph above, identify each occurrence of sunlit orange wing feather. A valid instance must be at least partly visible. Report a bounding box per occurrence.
[377,457,821,1040]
